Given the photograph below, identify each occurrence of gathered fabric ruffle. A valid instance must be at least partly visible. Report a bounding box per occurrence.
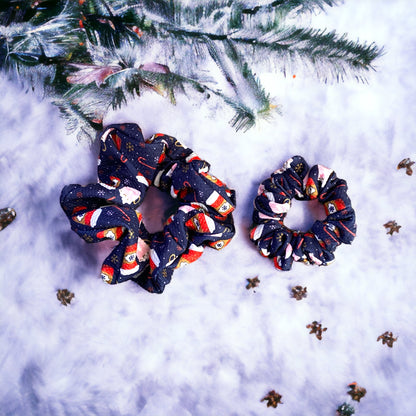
[249,155,356,271]
[61,123,236,293]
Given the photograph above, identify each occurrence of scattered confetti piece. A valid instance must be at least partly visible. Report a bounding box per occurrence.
[336,402,355,416]
[383,220,401,235]
[261,390,283,408]
[397,157,414,176]
[307,321,327,340]
[377,331,397,348]
[347,382,367,402]
[57,289,75,306]
[291,285,307,300]
[246,276,260,290]
[0,207,16,231]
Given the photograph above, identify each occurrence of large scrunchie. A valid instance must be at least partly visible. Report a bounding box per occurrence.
[249,156,356,271]
[60,123,236,293]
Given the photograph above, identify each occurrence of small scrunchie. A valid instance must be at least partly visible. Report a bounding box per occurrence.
[60,123,236,293]
[249,156,356,270]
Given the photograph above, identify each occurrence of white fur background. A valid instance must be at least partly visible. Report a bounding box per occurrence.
[1,1,416,415]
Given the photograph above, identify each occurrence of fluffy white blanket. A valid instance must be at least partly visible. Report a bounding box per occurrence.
[1,1,415,414]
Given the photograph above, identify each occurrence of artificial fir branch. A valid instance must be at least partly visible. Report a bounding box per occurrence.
[0,0,383,140]
[240,0,340,17]
[0,1,67,26]
[230,27,381,82]
[55,97,104,141]
[0,4,79,92]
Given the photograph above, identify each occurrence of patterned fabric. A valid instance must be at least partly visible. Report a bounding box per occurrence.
[60,123,236,293]
[249,156,356,271]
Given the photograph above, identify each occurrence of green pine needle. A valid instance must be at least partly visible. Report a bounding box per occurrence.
[0,0,383,139]
[231,26,383,81]
[240,0,340,17]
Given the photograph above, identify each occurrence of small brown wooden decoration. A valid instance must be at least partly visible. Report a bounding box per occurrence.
[0,207,16,231]
[347,382,367,402]
[377,331,397,348]
[306,321,327,340]
[291,285,307,300]
[246,276,260,290]
[397,157,414,176]
[383,220,401,235]
[261,390,283,408]
[57,289,75,306]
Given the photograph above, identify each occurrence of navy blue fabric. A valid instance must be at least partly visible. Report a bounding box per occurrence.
[249,156,356,271]
[60,124,236,293]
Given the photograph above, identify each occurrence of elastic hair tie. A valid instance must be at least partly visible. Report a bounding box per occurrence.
[249,156,356,271]
[60,123,236,293]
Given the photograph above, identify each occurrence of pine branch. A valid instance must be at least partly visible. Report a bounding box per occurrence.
[0,11,80,65]
[240,0,339,16]
[223,39,274,124]
[55,87,105,141]
[230,26,382,81]
[141,20,380,84]
[205,37,238,90]
[65,57,265,134]
[0,0,383,140]
[0,1,68,26]
[0,17,77,92]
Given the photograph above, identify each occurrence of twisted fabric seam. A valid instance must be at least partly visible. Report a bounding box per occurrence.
[249,156,356,271]
[60,123,236,293]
